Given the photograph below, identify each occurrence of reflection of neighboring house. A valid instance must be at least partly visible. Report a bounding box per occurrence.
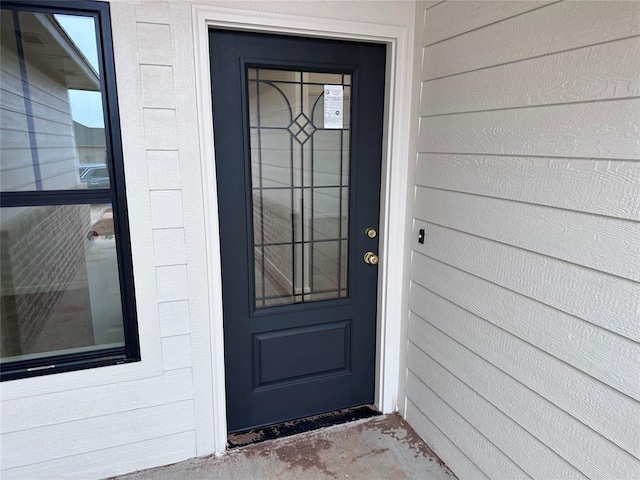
[0,11,100,356]
[73,121,106,164]
[0,10,100,191]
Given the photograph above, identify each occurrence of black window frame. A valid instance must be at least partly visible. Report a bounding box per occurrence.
[0,0,140,381]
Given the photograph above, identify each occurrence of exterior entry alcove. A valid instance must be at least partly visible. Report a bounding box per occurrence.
[191,5,416,453]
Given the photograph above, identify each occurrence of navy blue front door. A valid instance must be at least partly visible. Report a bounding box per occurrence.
[210,30,386,432]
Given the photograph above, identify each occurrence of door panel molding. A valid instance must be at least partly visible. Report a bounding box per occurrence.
[253,320,351,390]
[192,5,416,455]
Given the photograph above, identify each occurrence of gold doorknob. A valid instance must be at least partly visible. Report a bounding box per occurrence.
[364,251,379,265]
[365,227,377,239]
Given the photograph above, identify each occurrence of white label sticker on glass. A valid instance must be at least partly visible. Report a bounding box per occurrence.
[324,85,343,129]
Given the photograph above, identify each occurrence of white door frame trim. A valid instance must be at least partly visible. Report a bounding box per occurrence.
[192,5,414,455]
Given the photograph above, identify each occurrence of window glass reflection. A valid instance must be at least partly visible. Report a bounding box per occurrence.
[0,9,109,192]
[0,204,125,362]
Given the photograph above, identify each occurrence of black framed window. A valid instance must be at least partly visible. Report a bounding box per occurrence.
[0,0,139,380]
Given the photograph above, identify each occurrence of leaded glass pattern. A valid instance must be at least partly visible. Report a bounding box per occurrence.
[249,68,351,309]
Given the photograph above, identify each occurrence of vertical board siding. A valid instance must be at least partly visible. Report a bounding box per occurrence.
[407,1,640,479]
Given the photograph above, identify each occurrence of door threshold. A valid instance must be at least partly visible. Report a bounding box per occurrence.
[227,405,381,449]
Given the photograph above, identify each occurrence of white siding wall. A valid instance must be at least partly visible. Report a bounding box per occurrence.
[0,1,415,479]
[406,1,640,479]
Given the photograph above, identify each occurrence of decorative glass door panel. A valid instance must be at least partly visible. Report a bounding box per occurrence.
[211,29,384,432]
[249,69,351,309]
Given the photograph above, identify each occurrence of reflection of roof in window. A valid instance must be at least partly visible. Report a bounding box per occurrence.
[3,10,100,90]
[54,14,99,72]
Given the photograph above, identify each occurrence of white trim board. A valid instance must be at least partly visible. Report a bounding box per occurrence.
[192,5,415,456]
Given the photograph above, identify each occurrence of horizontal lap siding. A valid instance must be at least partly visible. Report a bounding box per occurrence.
[406,1,640,479]
[406,370,530,480]
[411,222,639,343]
[422,1,640,81]
[419,99,640,159]
[0,368,194,434]
[414,187,640,281]
[2,431,197,480]
[415,154,640,220]
[405,400,490,480]
[2,399,195,469]
[411,253,640,400]
[422,1,556,47]
[421,37,640,116]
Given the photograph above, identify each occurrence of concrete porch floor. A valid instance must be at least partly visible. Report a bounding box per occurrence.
[112,414,456,480]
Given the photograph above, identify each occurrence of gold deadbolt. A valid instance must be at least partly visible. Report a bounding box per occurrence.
[365,227,377,239]
[364,251,379,265]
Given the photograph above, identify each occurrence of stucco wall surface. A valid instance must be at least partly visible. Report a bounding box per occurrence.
[0,1,415,479]
[406,1,640,479]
